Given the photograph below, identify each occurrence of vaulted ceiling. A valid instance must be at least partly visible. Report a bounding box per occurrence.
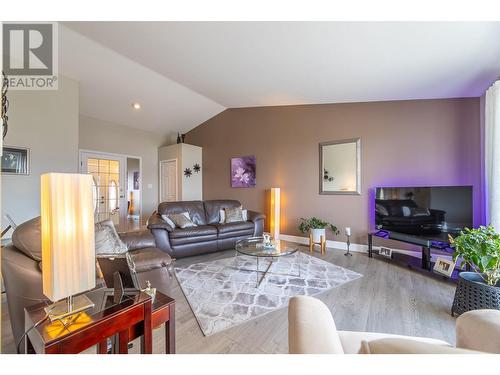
[61,22,500,136]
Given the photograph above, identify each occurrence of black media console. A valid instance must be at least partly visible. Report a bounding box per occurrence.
[368,230,455,272]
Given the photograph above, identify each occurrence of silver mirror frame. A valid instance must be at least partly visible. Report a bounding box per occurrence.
[319,138,361,195]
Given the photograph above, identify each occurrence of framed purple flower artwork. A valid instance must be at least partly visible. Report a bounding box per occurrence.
[231,156,256,188]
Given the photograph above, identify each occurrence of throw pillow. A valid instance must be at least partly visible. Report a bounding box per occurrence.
[219,208,248,223]
[375,203,389,216]
[219,209,226,224]
[161,214,176,229]
[401,206,412,217]
[169,212,197,228]
[95,219,128,257]
[225,207,244,223]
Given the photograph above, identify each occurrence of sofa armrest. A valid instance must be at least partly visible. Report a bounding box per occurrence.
[147,212,174,231]
[247,210,265,223]
[456,309,500,353]
[119,230,156,251]
[288,295,344,354]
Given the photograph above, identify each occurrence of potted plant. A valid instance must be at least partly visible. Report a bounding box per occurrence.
[449,225,500,316]
[298,217,339,243]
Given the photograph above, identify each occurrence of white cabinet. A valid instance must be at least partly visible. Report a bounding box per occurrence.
[158,143,202,202]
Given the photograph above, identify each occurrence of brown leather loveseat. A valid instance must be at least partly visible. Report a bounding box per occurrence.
[147,200,265,258]
[1,217,172,352]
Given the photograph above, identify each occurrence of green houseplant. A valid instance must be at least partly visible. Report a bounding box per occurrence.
[298,217,339,243]
[449,225,500,315]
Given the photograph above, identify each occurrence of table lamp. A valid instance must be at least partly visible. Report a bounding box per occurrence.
[41,173,96,321]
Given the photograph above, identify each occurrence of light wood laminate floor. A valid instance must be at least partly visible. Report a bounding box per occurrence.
[1,246,457,354]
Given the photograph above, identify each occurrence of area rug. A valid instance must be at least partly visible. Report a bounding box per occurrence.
[174,252,362,336]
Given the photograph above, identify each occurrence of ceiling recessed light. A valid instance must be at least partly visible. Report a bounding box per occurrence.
[131,102,141,110]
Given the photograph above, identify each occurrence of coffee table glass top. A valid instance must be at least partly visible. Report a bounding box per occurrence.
[236,237,299,257]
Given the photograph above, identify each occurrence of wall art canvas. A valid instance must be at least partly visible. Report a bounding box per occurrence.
[231,156,256,188]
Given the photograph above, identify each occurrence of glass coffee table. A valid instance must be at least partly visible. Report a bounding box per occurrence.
[235,237,300,287]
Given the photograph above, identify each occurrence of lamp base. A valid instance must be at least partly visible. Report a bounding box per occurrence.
[44,294,94,322]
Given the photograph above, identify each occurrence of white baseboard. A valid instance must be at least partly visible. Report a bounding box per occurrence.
[279,234,369,253]
[278,234,453,262]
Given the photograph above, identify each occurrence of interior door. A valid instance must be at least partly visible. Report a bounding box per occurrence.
[80,151,127,229]
[160,159,178,202]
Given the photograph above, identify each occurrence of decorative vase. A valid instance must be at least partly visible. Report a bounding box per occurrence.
[451,271,500,316]
[311,228,326,243]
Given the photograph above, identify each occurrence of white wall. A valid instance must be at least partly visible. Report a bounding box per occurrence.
[1,76,79,231]
[158,143,203,201]
[79,115,169,223]
[181,143,203,200]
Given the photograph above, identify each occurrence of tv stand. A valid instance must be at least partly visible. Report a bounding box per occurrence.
[367,230,453,271]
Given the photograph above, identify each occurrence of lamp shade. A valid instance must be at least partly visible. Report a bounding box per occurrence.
[41,173,96,302]
[270,187,281,240]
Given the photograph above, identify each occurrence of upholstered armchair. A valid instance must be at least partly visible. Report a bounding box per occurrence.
[288,295,500,354]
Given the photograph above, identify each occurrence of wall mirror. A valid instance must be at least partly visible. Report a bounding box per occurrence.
[319,138,361,195]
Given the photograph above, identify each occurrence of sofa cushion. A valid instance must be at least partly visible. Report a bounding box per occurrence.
[358,338,478,354]
[128,247,172,273]
[216,221,254,234]
[218,228,254,240]
[338,331,450,354]
[12,216,42,261]
[118,230,156,251]
[158,201,207,225]
[170,235,218,246]
[169,225,218,239]
[204,200,242,224]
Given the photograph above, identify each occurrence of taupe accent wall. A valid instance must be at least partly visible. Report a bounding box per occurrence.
[187,98,481,244]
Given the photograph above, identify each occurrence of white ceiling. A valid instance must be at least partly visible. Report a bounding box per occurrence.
[59,25,225,137]
[62,22,500,135]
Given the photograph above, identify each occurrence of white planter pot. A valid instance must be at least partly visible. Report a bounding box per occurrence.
[311,228,326,243]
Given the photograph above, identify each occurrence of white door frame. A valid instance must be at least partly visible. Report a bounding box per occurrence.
[79,149,143,225]
[159,159,178,202]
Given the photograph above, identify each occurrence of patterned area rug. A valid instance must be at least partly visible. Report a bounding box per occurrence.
[175,252,362,336]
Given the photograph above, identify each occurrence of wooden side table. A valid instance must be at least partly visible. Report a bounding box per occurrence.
[25,289,153,354]
[309,233,326,255]
[128,291,176,354]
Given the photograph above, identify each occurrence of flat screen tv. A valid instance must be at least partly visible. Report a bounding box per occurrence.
[375,186,473,242]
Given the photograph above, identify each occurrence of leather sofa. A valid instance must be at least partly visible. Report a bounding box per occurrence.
[1,217,173,353]
[288,295,500,354]
[147,200,265,258]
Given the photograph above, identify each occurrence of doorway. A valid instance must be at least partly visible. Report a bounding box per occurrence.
[126,157,141,230]
[160,159,178,202]
[80,150,142,231]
